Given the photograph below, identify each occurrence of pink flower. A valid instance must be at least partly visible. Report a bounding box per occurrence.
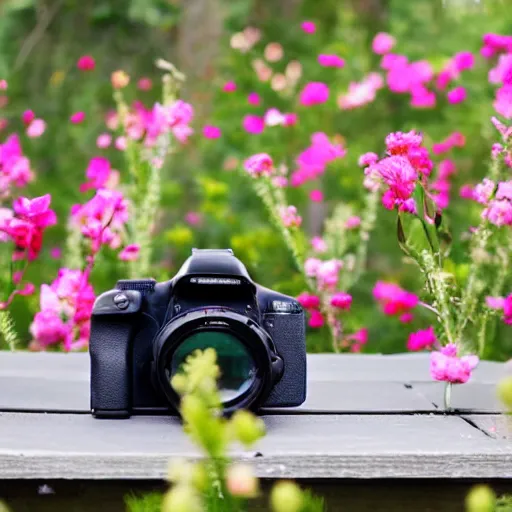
[304,257,322,276]
[0,208,13,242]
[496,181,512,201]
[13,194,57,229]
[453,52,474,72]
[373,281,419,321]
[26,119,46,138]
[115,136,127,151]
[50,247,62,259]
[346,328,368,353]
[345,216,361,229]
[318,54,345,68]
[21,110,35,125]
[297,292,320,310]
[80,157,111,193]
[247,92,261,106]
[430,344,479,384]
[301,21,316,34]
[284,113,298,126]
[407,326,437,351]
[30,309,69,347]
[96,133,112,149]
[358,152,379,167]
[483,199,512,226]
[279,205,302,228]
[447,86,467,104]
[77,55,95,71]
[243,153,273,177]
[494,85,512,118]
[309,190,323,202]
[385,130,423,155]
[473,178,495,204]
[491,116,512,141]
[137,77,152,91]
[309,310,324,328]
[203,125,222,139]
[372,32,396,55]
[223,81,237,92]
[316,259,343,289]
[330,292,352,310]
[459,184,474,200]
[487,294,512,324]
[264,108,286,127]
[299,82,329,106]
[119,244,140,261]
[338,73,383,110]
[70,112,85,124]
[242,115,265,134]
[185,212,202,226]
[311,236,327,253]
[0,80,7,90]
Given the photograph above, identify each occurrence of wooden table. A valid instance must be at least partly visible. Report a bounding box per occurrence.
[0,352,510,511]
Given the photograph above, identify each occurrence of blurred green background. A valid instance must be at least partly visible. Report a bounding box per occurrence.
[1,0,512,357]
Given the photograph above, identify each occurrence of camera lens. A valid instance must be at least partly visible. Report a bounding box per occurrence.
[169,331,257,403]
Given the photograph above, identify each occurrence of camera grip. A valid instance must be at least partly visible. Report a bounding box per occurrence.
[90,290,142,418]
[263,312,307,407]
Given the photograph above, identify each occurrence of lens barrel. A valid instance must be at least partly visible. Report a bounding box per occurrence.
[153,308,281,414]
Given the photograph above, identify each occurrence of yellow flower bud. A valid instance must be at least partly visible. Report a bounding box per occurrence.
[465,485,496,512]
[497,376,512,409]
[231,410,265,447]
[162,485,203,512]
[171,374,187,395]
[226,463,259,498]
[270,481,304,512]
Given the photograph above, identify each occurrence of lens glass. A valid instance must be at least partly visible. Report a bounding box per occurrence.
[169,331,257,403]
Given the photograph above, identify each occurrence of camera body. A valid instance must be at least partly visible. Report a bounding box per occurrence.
[90,249,306,417]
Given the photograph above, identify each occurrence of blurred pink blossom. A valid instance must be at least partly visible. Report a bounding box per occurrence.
[243,153,273,177]
[301,21,316,34]
[96,133,112,148]
[185,211,203,226]
[77,55,95,71]
[309,189,323,202]
[407,326,437,351]
[80,157,111,193]
[311,236,327,253]
[309,310,324,328]
[447,86,467,104]
[223,81,237,92]
[21,110,35,125]
[297,292,320,310]
[119,244,140,261]
[345,216,361,229]
[299,82,329,106]
[247,92,261,106]
[70,111,85,124]
[372,32,395,54]
[26,119,46,138]
[242,115,264,135]
[430,344,479,384]
[373,281,419,322]
[330,292,352,310]
[318,54,345,68]
[203,125,222,139]
[137,77,153,91]
[279,205,302,227]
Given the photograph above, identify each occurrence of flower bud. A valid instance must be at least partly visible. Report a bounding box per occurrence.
[167,458,194,484]
[171,373,187,395]
[111,70,130,89]
[497,376,512,409]
[162,485,203,512]
[231,410,265,446]
[226,463,259,498]
[465,485,496,512]
[270,481,304,512]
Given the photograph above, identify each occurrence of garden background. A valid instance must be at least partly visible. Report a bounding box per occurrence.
[1,0,512,358]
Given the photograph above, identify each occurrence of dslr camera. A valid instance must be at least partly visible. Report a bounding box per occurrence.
[90,249,306,417]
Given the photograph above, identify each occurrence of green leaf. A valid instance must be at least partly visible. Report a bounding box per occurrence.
[396,185,442,263]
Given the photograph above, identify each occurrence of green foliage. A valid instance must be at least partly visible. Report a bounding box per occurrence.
[125,492,163,512]
[0,311,19,350]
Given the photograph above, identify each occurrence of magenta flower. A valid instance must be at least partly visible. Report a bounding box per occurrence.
[242,115,265,135]
[137,77,153,91]
[407,326,437,351]
[243,153,273,177]
[77,55,95,71]
[223,81,237,92]
[203,125,222,139]
[372,32,395,54]
[284,113,298,126]
[385,130,423,155]
[301,21,316,34]
[373,281,419,322]
[70,112,86,124]
[185,212,203,226]
[316,259,343,289]
[297,292,320,310]
[119,244,140,262]
[486,294,512,324]
[0,80,7,90]
[447,86,467,104]
[338,73,383,110]
[299,82,329,106]
[494,85,512,118]
[13,194,57,229]
[304,257,322,277]
[453,52,475,72]
[309,189,323,202]
[30,309,70,347]
[430,344,479,384]
[346,328,368,353]
[26,119,46,138]
[358,152,379,167]
[279,205,302,228]
[318,54,345,68]
[247,92,261,106]
[330,292,352,310]
[309,310,324,328]
[79,157,112,193]
[21,110,35,125]
[310,236,327,253]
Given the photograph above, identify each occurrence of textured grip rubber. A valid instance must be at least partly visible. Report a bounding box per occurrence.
[90,317,133,417]
[263,312,307,407]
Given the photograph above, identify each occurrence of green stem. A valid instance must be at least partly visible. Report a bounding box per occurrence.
[444,382,452,411]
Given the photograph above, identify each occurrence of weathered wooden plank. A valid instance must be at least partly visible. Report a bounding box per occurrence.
[1,352,503,384]
[412,382,503,413]
[462,414,512,440]
[0,412,510,480]
[0,377,436,414]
